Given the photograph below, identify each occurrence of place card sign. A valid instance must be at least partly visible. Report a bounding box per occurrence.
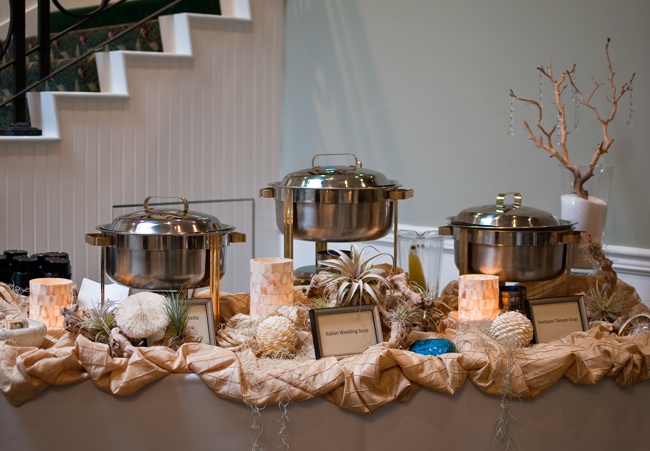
[186,298,217,346]
[527,295,588,343]
[310,305,383,359]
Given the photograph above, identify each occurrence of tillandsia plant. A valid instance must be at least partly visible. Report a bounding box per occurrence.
[509,38,635,199]
[579,233,635,323]
[381,297,426,349]
[162,290,192,350]
[584,283,636,323]
[78,300,117,344]
[316,244,392,308]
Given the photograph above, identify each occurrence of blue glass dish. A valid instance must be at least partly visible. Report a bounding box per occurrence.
[409,338,456,356]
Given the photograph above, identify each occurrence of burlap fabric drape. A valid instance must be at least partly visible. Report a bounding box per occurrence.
[1,284,650,413]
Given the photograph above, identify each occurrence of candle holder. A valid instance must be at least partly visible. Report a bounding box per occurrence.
[249,257,294,318]
[458,274,499,321]
[28,277,73,328]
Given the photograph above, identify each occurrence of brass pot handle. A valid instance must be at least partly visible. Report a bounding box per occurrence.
[496,192,522,213]
[143,196,189,213]
[311,153,361,169]
[259,187,275,198]
[85,233,116,246]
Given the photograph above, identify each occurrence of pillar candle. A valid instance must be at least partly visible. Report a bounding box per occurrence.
[458,274,499,321]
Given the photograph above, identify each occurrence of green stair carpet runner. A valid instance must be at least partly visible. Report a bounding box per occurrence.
[0,0,220,129]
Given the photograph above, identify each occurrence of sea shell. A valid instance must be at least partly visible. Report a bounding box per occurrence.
[256,315,298,357]
[114,292,169,339]
[489,311,534,348]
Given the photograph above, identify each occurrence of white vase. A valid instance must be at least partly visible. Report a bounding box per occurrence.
[560,165,613,273]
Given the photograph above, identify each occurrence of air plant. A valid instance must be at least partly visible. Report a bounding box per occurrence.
[583,282,636,323]
[578,232,635,323]
[307,296,332,310]
[316,245,393,308]
[381,301,426,349]
[162,291,192,350]
[79,300,117,344]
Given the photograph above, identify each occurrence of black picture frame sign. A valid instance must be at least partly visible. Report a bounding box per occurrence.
[310,305,383,359]
[526,295,589,343]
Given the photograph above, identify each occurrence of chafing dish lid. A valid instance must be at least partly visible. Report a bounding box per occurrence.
[98,197,234,235]
[273,153,398,189]
[449,192,571,229]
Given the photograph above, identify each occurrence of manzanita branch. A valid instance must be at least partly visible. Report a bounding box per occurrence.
[510,38,635,199]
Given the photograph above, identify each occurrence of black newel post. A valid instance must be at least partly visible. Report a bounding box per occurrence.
[11,0,28,125]
[38,0,50,81]
[1,0,42,135]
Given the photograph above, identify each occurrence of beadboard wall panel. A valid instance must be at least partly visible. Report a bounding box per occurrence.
[0,0,283,293]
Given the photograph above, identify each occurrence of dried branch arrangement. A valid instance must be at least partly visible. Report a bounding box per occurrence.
[509,38,635,199]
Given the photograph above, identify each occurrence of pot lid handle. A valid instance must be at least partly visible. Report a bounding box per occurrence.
[311,153,361,169]
[143,196,189,213]
[495,192,522,213]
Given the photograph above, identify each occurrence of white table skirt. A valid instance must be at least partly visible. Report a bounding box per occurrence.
[1,374,649,450]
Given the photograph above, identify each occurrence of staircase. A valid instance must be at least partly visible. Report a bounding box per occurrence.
[0,16,165,128]
[0,0,284,293]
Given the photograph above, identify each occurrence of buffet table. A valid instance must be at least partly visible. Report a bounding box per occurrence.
[1,373,650,450]
[2,318,650,451]
[3,277,650,450]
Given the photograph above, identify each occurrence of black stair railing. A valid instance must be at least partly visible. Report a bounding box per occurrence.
[0,0,184,136]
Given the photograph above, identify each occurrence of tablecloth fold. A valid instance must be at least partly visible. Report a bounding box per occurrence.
[2,323,649,413]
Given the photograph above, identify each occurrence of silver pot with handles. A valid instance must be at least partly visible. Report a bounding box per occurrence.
[440,192,580,282]
[91,196,245,290]
[260,153,412,242]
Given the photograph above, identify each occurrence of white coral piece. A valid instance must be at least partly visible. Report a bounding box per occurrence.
[114,292,169,339]
[256,315,298,357]
[489,311,534,348]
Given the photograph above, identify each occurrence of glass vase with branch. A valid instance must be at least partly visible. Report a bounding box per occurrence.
[509,38,634,269]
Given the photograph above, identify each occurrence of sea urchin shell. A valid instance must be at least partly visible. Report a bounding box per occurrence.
[114,292,169,339]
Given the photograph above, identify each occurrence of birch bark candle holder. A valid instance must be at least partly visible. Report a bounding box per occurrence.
[458,274,500,321]
[249,257,294,318]
[28,277,73,328]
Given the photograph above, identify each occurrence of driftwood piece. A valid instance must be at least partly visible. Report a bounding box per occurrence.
[378,306,410,349]
[580,232,617,297]
[109,327,137,358]
[0,282,26,318]
[61,306,97,341]
[302,274,325,299]
[389,272,426,306]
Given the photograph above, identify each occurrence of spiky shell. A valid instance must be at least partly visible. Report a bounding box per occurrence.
[256,315,298,357]
[114,291,169,339]
[489,311,534,348]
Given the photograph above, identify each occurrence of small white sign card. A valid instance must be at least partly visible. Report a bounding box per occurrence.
[310,305,383,359]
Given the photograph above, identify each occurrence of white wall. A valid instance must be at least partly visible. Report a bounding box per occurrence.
[282,0,650,300]
[282,0,650,248]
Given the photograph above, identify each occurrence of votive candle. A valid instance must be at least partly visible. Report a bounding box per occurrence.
[29,277,73,328]
[249,257,294,318]
[458,274,500,321]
